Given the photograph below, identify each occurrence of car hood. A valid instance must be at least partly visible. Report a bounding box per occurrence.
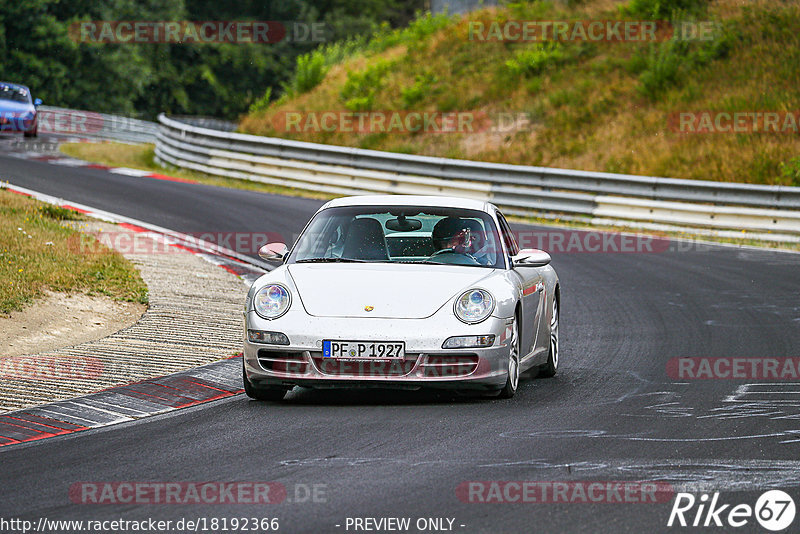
[0,101,34,114]
[288,263,495,319]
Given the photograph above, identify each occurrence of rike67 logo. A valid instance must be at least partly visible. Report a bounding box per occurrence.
[668,490,796,531]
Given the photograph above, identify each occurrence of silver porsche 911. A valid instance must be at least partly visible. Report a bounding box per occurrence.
[242,195,560,401]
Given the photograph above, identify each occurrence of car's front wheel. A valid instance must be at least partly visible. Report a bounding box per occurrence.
[537,298,559,378]
[242,360,288,401]
[497,315,520,399]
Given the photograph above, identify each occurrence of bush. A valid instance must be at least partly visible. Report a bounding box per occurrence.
[366,12,454,54]
[780,157,800,186]
[277,12,453,100]
[399,73,437,108]
[284,52,327,96]
[248,87,272,114]
[634,19,735,100]
[637,41,685,99]
[505,42,568,78]
[621,0,709,19]
[280,37,369,98]
[340,60,393,111]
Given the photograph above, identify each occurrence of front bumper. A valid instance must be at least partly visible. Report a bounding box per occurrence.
[243,310,513,391]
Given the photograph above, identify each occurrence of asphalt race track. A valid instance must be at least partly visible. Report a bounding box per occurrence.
[2,137,800,532]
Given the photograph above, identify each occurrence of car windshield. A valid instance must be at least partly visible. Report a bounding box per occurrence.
[0,85,30,104]
[288,205,505,268]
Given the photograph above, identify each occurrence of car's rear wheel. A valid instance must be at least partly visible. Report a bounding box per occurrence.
[537,298,559,378]
[23,125,37,138]
[497,315,520,399]
[242,360,288,401]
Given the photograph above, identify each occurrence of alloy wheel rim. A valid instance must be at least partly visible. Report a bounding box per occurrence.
[550,299,559,369]
[509,317,520,390]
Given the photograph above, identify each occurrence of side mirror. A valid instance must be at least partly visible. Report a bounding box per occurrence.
[258,242,288,261]
[513,248,551,267]
[33,98,42,107]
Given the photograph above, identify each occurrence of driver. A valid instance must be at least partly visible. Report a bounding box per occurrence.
[428,217,481,266]
[462,218,493,265]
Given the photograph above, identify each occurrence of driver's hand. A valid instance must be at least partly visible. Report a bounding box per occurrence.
[447,228,472,254]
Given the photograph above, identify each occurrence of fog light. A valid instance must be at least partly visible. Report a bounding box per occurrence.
[248,330,290,345]
[442,335,495,349]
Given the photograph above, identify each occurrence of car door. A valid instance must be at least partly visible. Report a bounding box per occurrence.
[496,211,543,359]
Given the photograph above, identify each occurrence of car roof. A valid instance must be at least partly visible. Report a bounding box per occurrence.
[323,195,494,212]
[0,82,29,92]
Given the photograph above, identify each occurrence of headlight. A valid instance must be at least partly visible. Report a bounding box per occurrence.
[454,289,494,324]
[253,284,291,319]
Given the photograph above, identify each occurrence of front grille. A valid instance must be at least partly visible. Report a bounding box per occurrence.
[257,349,309,375]
[311,353,418,377]
[258,350,479,378]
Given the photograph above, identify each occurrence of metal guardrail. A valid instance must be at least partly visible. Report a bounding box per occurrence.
[168,116,238,132]
[38,106,158,144]
[155,113,800,240]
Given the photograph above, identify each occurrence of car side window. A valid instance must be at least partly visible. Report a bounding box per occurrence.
[496,212,519,256]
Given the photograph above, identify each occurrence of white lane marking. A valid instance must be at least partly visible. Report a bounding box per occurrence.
[499,428,791,442]
[278,457,800,491]
[726,383,800,404]
[48,158,89,167]
[108,167,153,177]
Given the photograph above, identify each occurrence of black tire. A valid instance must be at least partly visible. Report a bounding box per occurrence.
[23,126,37,138]
[497,314,520,399]
[242,361,288,401]
[537,297,559,378]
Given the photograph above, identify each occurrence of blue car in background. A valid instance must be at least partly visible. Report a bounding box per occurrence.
[0,82,42,137]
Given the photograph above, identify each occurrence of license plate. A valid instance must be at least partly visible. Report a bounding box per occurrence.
[323,340,405,359]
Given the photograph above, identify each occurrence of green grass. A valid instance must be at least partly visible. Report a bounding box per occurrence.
[0,188,148,315]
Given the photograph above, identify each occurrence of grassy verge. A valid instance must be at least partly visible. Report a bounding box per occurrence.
[240,0,800,187]
[0,188,148,315]
[59,142,336,201]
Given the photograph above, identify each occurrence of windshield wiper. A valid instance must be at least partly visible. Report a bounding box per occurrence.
[295,257,367,263]
[384,260,442,265]
[382,260,491,267]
